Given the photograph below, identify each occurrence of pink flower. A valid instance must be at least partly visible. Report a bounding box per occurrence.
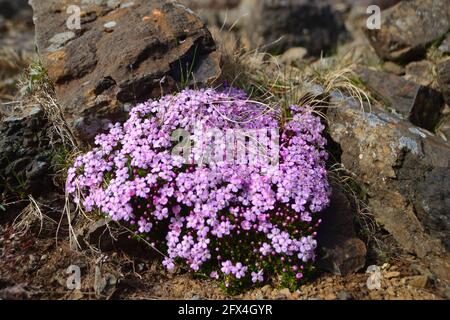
[251,270,264,283]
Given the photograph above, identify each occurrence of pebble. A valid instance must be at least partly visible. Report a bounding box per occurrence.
[104,21,117,32]
[120,2,135,9]
[324,293,337,300]
[260,285,271,294]
[385,271,401,279]
[407,275,428,288]
[278,288,291,299]
[49,31,76,45]
[386,287,396,297]
[47,31,76,52]
[255,292,264,300]
[443,289,450,300]
[337,290,353,300]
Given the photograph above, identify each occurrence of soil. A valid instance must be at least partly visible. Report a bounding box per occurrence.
[0,223,447,300]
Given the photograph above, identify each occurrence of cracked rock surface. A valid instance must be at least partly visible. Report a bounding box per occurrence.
[30,0,221,141]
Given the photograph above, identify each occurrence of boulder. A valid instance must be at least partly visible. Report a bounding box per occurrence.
[438,35,450,56]
[175,0,242,29]
[382,61,405,76]
[365,0,450,63]
[404,60,435,87]
[437,116,450,142]
[437,59,450,106]
[30,0,221,142]
[178,0,241,9]
[356,66,444,131]
[0,106,57,201]
[0,0,31,20]
[244,0,347,56]
[340,0,402,10]
[317,185,367,275]
[328,93,450,260]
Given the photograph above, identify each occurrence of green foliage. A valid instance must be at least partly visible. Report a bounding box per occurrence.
[20,58,47,95]
[177,43,199,90]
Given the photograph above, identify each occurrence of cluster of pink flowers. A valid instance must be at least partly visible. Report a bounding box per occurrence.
[67,88,330,290]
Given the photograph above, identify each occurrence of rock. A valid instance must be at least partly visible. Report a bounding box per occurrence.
[437,59,450,106]
[177,0,242,29]
[438,35,450,56]
[341,0,402,10]
[0,106,57,201]
[336,290,353,300]
[179,0,241,10]
[291,291,300,300]
[317,185,367,275]
[0,0,32,20]
[318,238,367,276]
[443,288,450,299]
[85,218,116,250]
[254,292,264,300]
[365,0,450,63]
[384,271,401,279]
[278,47,308,66]
[382,61,405,76]
[278,288,292,299]
[404,60,435,87]
[356,66,444,131]
[244,0,347,56]
[103,21,117,32]
[327,94,450,260]
[75,216,139,251]
[30,0,221,142]
[437,116,450,142]
[69,290,85,300]
[0,283,31,299]
[407,275,428,288]
[260,285,272,295]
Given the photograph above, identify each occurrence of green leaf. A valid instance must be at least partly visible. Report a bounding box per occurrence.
[0,204,6,212]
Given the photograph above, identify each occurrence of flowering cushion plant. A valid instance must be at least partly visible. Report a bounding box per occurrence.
[67,88,330,291]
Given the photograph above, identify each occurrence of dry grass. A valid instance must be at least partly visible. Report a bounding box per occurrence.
[12,195,60,237]
[18,60,79,150]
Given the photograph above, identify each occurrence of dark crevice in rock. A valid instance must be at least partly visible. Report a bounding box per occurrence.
[94,76,117,96]
[129,41,169,71]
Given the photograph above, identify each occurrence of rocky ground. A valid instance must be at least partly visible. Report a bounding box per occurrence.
[0,0,449,300]
[0,223,447,300]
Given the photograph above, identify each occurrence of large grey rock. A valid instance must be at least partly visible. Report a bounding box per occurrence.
[30,0,221,142]
[438,59,450,106]
[0,0,31,19]
[404,60,435,87]
[328,94,450,264]
[365,0,450,63]
[0,106,57,201]
[176,0,244,30]
[356,66,444,131]
[178,0,241,9]
[438,35,450,56]
[346,0,401,9]
[244,0,347,56]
